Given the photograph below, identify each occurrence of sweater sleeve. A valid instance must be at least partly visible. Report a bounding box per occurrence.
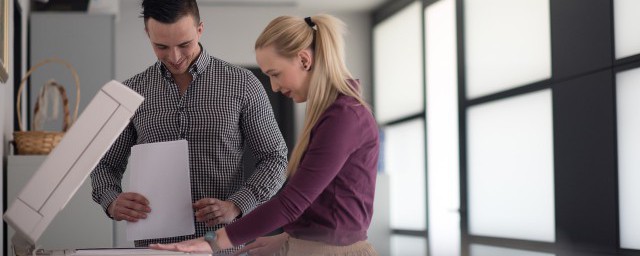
[224,104,364,245]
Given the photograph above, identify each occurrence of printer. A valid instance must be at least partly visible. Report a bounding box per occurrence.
[3,80,210,256]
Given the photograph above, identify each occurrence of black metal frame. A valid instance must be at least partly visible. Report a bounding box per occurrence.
[457,0,640,255]
[371,0,429,252]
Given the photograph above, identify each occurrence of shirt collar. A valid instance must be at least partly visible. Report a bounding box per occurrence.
[156,43,211,79]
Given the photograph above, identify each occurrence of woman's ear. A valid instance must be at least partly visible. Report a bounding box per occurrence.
[298,49,313,71]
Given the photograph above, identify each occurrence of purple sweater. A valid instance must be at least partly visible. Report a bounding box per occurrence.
[225,93,379,246]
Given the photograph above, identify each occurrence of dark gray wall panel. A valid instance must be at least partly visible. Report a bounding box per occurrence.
[553,70,617,255]
[551,0,613,80]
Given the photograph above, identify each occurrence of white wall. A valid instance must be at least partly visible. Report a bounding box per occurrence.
[0,0,7,249]
[2,0,31,251]
[115,0,372,102]
[3,0,30,162]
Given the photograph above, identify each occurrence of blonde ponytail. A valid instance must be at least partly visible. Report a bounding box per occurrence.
[256,14,370,177]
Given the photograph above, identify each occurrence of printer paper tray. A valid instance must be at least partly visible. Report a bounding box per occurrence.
[28,248,212,256]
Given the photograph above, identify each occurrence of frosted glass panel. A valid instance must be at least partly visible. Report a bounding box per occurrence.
[467,89,555,242]
[470,244,555,256]
[614,0,640,59]
[617,67,640,249]
[391,235,427,256]
[383,119,426,230]
[373,1,423,123]
[464,0,551,99]
[425,0,460,255]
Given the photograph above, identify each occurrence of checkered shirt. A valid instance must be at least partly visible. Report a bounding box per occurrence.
[90,48,288,248]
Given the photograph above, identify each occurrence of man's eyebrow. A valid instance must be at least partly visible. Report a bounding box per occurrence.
[178,39,193,46]
[153,39,193,47]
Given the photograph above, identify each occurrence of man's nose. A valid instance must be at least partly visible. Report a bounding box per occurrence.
[169,48,180,63]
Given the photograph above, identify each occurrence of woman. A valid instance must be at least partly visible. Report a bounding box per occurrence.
[151,14,379,256]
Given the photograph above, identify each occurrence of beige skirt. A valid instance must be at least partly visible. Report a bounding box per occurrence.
[276,236,378,256]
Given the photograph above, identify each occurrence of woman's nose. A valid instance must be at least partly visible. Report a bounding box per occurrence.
[271,81,280,92]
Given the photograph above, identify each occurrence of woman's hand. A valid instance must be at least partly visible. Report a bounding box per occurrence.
[234,233,289,256]
[149,237,211,253]
[150,228,234,254]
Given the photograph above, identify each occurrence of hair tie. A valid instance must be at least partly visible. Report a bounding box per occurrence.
[304,17,317,31]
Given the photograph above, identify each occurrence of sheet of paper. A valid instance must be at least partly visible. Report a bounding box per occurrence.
[126,140,195,241]
[73,248,210,255]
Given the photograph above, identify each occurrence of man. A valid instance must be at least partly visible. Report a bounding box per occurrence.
[90,0,287,248]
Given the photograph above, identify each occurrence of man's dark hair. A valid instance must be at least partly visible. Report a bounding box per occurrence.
[141,0,200,26]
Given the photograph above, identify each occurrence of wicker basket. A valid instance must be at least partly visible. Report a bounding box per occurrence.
[13,58,80,155]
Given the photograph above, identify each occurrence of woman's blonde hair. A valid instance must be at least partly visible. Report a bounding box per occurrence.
[255,14,370,177]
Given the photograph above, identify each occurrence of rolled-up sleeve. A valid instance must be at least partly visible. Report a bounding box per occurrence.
[90,120,137,217]
[228,71,288,215]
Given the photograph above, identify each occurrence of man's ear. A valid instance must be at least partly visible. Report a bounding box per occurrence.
[197,21,204,36]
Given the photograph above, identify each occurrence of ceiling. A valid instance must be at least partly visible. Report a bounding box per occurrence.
[197,0,389,12]
[37,0,389,13]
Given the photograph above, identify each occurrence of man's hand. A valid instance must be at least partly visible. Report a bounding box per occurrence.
[108,192,151,222]
[234,233,289,256]
[193,198,241,226]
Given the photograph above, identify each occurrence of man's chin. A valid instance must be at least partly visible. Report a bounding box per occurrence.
[168,67,188,76]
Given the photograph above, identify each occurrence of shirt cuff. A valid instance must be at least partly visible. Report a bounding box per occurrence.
[227,189,258,217]
[99,190,120,219]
